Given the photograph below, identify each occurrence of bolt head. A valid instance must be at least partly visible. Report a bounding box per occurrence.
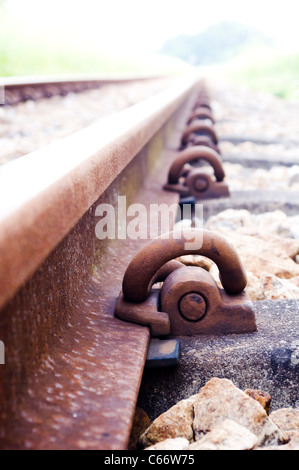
[179,292,207,321]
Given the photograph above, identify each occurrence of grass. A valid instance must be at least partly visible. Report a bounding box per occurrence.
[0,6,190,77]
[201,45,299,101]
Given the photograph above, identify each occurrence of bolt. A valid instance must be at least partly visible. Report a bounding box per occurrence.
[179,292,207,321]
[193,176,209,192]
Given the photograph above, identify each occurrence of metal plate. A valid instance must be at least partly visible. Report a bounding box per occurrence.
[146,339,181,368]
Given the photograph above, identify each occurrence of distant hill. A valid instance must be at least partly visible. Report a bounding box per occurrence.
[159,21,274,65]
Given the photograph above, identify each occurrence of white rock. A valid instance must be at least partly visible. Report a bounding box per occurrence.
[139,395,197,448]
[252,210,288,234]
[256,434,299,451]
[193,378,281,446]
[205,209,253,232]
[277,215,299,239]
[189,419,258,450]
[260,273,299,300]
[269,408,299,438]
[145,437,190,451]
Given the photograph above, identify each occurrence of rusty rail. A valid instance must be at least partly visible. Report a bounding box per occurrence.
[1,73,173,105]
[0,74,202,450]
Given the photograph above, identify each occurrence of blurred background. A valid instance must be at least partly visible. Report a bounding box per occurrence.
[1,0,299,100]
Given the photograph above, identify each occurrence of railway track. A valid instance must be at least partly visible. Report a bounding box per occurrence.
[1,73,167,106]
[0,74,175,167]
[0,74,298,450]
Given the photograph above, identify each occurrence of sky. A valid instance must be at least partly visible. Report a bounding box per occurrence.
[4,0,299,54]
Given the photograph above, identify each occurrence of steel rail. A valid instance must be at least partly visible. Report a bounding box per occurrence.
[0,75,198,309]
[0,73,174,105]
[2,72,172,86]
[0,74,202,450]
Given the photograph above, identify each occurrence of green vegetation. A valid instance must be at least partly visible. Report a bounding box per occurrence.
[227,53,299,101]
[202,45,299,101]
[1,3,298,102]
[0,6,189,77]
[160,21,299,102]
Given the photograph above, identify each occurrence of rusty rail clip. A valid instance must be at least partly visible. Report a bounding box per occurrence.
[163,146,229,200]
[187,106,215,125]
[193,97,212,111]
[184,134,221,154]
[115,229,257,337]
[181,122,218,148]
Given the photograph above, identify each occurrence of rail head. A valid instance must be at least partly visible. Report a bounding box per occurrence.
[0,74,200,310]
[1,72,174,88]
[1,73,177,105]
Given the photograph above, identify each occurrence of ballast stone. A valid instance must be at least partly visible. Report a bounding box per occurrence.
[269,408,299,442]
[189,419,258,451]
[139,378,284,450]
[139,395,196,448]
[144,437,190,451]
[192,378,280,446]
